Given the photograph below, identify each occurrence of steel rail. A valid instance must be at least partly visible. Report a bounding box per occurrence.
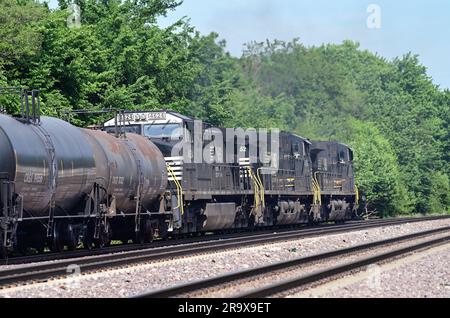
[237,234,450,298]
[1,222,338,266]
[134,226,450,298]
[2,215,446,267]
[0,216,448,287]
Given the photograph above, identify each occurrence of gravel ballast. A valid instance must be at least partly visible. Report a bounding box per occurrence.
[188,232,450,298]
[0,218,449,298]
[294,243,450,298]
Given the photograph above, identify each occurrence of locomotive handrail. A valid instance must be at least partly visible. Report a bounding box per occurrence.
[167,164,184,217]
[312,172,322,205]
[247,167,261,210]
[256,168,266,208]
[355,185,360,206]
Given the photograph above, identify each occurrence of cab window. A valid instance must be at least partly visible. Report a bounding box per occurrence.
[104,125,141,135]
[292,143,300,155]
[349,149,354,161]
[338,150,346,163]
[144,124,182,139]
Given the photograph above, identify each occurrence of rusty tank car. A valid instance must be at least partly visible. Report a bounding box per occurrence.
[0,90,168,255]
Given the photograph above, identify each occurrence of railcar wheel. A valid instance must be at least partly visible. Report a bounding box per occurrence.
[94,233,110,248]
[133,219,155,244]
[83,239,94,250]
[66,224,78,251]
[120,238,131,245]
[0,246,8,259]
[17,245,28,256]
[94,221,112,249]
[50,222,65,253]
[37,245,45,254]
[143,219,155,243]
[82,222,95,250]
[134,231,145,245]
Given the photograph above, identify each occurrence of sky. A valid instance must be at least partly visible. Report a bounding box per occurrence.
[48,0,450,89]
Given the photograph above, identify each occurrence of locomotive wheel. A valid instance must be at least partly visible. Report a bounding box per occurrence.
[307,214,315,226]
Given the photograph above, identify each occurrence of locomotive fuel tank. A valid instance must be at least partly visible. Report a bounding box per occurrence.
[81,130,168,214]
[0,114,97,216]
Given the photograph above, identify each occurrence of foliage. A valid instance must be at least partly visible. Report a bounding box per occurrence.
[337,120,409,216]
[0,0,47,66]
[1,0,236,125]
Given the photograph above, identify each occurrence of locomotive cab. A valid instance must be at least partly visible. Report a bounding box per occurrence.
[310,141,357,222]
[103,111,192,157]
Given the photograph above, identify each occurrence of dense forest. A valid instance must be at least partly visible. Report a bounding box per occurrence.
[0,0,449,216]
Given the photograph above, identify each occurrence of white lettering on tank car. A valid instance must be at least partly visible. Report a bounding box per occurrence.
[33,174,44,184]
[112,176,125,185]
[24,171,33,183]
[24,171,44,184]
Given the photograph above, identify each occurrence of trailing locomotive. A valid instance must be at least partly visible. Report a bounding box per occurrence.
[0,92,359,257]
[103,110,360,232]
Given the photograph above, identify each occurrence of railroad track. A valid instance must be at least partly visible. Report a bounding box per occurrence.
[1,223,339,266]
[0,216,448,288]
[0,221,359,266]
[2,215,445,266]
[134,225,450,298]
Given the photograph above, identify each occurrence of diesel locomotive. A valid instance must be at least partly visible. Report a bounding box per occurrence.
[0,90,359,257]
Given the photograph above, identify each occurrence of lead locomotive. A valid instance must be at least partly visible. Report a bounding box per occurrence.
[0,90,359,257]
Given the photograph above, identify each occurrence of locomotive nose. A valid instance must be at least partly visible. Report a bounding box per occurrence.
[0,115,15,180]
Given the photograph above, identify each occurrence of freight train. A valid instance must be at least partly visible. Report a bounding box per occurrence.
[0,90,359,257]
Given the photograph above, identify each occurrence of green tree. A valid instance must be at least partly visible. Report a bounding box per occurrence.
[0,0,47,67]
[428,172,450,214]
[223,89,295,130]
[1,0,240,125]
[337,120,409,216]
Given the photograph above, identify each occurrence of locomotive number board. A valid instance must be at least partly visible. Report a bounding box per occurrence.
[122,112,167,122]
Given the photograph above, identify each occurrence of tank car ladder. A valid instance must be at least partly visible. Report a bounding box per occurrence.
[134,158,144,234]
[33,125,58,238]
[0,178,22,253]
[91,183,110,240]
[22,90,58,238]
[123,140,145,235]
